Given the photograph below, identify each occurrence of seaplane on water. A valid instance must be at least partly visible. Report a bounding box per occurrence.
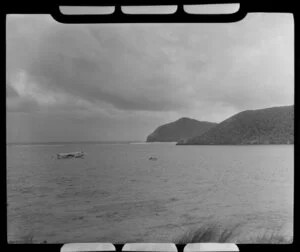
[56,151,85,159]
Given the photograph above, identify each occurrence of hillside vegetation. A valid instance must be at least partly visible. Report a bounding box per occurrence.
[177,105,294,145]
[146,117,217,142]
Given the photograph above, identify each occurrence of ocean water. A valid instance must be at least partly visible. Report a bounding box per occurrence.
[7,143,293,243]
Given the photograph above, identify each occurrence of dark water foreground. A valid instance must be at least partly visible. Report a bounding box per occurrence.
[7,143,293,243]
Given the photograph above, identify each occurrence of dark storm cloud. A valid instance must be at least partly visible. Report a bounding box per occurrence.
[6,14,294,142]
[7,14,293,115]
[7,21,190,112]
[6,96,39,113]
[6,83,19,98]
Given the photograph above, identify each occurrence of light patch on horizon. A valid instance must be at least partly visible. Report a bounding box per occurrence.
[6,13,294,142]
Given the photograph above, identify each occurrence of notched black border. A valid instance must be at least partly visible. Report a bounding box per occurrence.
[50,4,247,24]
[2,1,298,252]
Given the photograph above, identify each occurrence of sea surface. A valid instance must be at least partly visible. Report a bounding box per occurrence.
[7,143,293,243]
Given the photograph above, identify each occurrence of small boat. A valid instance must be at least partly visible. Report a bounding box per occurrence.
[149,156,158,161]
[57,151,85,159]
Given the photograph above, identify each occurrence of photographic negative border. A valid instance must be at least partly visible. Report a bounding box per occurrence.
[3,1,298,252]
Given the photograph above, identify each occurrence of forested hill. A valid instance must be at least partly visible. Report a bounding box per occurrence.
[177,105,294,145]
[146,118,217,142]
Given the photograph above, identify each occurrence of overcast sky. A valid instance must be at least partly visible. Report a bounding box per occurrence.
[6,13,294,143]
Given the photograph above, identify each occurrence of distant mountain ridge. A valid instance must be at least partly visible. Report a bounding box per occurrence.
[177,105,294,145]
[146,117,217,142]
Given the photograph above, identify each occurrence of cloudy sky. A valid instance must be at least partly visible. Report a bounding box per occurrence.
[6,13,293,143]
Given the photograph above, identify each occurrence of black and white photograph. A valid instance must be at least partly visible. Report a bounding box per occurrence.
[6,10,294,244]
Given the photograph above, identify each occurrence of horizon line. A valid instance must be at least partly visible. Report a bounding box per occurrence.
[6,140,146,145]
